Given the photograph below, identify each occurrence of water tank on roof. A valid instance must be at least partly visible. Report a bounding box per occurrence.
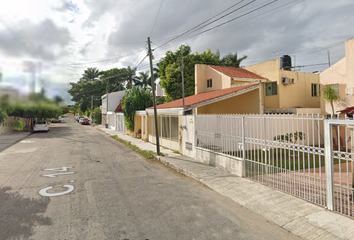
[280,55,292,70]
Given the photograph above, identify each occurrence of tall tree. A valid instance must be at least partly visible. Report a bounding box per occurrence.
[123,66,139,89]
[100,68,126,93]
[220,52,247,67]
[158,46,221,102]
[82,67,100,82]
[122,86,153,131]
[136,71,151,90]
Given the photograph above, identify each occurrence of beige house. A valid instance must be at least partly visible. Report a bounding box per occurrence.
[320,38,354,116]
[244,58,321,114]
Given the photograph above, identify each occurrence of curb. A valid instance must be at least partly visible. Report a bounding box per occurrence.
[0,132,32,153]
[154,155,201,182]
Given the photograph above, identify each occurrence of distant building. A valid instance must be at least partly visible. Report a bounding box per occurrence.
[320,38,354,116]
[101,90,126,127]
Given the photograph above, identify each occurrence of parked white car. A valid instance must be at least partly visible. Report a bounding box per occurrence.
[33,120,50,132]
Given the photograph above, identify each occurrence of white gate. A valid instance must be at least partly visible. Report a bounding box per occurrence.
[325,119,354,217]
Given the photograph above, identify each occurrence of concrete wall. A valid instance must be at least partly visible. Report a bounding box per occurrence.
[134,115,142,137]
[196,89,261,114]
[196,148,244,177]
[182,115,196,159]
[245,59,321,110]
[278,71,320,108]
[195,64,231,94]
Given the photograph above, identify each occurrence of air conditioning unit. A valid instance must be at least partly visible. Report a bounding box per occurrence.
[281,77,290,85]
[346,87,354,95]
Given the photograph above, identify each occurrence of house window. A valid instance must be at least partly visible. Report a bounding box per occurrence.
[160,115,178,142]
[311,84,320,97]
[207,79,212,88]
[266,82,277,96]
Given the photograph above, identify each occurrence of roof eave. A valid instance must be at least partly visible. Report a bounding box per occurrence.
[190,84,261,109]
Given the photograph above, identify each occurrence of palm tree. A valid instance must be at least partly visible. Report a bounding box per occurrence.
[82,67,100,82]
[322,85,340,115]
[136,71,151,90]
[220,52,247,67]
[124,66,139,89]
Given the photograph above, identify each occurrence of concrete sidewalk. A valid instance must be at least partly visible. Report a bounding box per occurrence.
[96,125,354,240]
[0,131,31,153]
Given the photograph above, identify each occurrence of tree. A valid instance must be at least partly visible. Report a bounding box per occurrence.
[100,68,126,93]
[68,77,106,113]
[123,66,139,89]
[158,46,247,102]
[322,85,341,115]
[220,52,247,67]
[136,71,151,90]
[82,67,100,82]
[122,86,153,132]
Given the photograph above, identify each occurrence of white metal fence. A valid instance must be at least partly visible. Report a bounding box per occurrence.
[115,113,126,134]
[195,114,354,218]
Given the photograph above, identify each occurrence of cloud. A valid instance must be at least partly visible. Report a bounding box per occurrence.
[0,19,69,61]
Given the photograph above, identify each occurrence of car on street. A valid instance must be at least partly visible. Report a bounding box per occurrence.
[33,120,50,132]
[81,118,90,125]
[51,118,61,123]
[77,116,83,123]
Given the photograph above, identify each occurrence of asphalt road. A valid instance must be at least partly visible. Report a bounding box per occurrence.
[0,116,302,240]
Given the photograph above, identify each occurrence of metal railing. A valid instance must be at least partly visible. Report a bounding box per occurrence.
[195,114,354,218]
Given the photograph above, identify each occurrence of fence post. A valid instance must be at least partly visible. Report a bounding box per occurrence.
[242,116,246,177]
[324,120,334,211]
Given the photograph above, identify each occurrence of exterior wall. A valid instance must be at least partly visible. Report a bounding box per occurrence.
[196,148,243,177]
[196,89,261,114]
[195,64,231,94]
[0,117,15,134]
[278,70,320,108]
[245,58,320,110]
[346,38,354,89]
[182,115,196,159]
[245,60,280,109]
[141,115,149,141]
[134,115,142,137]
[320,38,354,115]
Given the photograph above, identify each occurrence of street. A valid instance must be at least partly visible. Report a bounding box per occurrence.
[0,116,301,240]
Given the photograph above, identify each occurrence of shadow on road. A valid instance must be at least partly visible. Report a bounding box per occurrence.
[0,187,51,240]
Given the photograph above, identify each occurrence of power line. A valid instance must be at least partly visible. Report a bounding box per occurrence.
[154,0,249,50]
[68,50,144,65]
[150,0,164,37]
[184,0,278,41]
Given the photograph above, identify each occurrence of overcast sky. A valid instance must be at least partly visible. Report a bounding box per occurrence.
[0,0,353,100]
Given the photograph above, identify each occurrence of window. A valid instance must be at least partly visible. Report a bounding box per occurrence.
[265,82,277,96]
[207,79,212,88]
[311,84,320,97]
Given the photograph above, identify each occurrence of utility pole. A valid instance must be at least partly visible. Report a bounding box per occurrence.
[147,37,160,155]
[181,45,185,106]
[106,82,110,128]
[327,50,331,67]
[90,95,93,121]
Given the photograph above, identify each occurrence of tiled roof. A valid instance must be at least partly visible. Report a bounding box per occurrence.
[209,65,266,79]
[148,84,258,109]
[338,106,354,114]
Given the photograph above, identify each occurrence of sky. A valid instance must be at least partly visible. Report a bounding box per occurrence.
[0,0,353,104]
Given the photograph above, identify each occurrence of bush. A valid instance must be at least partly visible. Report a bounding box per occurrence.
[122,86,153,132]
[92,107,102,124]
